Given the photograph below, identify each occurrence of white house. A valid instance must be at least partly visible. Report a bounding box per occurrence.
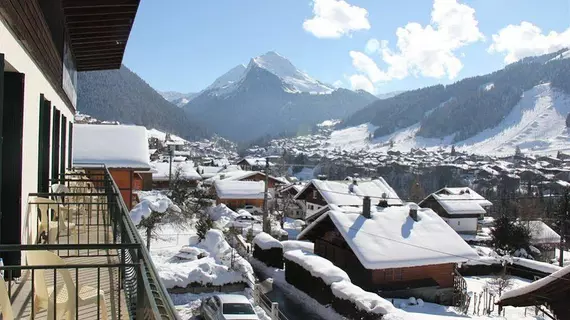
[419,187,492,234]
[294,178,403,219]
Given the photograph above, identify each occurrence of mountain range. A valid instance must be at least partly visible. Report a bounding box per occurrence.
[183,51,377,142]
[159,91,199,107]
[77,65,209,140]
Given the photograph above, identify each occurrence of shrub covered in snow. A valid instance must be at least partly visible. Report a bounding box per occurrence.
[284,250,350,285]
[253,232,283,250]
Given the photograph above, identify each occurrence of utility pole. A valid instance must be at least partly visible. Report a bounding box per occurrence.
[560,188,568,267]
[168,147,174,188]
[263,157,270,233]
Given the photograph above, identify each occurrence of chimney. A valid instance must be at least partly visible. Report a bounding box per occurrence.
[363,196,371,219]
[409,203,419,221]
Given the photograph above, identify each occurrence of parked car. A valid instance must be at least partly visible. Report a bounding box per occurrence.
[242,205,262,214]
[200,294,259,320]
[231,211,260,228]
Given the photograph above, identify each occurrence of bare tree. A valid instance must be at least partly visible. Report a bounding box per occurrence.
[485,273,513,297]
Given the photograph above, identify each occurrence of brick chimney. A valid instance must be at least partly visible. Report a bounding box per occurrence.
[363,196,371,219]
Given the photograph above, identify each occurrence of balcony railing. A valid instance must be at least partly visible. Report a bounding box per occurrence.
[0,166,179,319]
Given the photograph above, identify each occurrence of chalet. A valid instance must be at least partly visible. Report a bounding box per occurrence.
[236,157,275,171]
[150,161,201,189]
[279,183,307,219]
[498,263,570,319]
[206,170,285,195]
[73,124,151,209]
[198,165,224,179]
[522,220,561,261]
[298,201,478,303]
[214,180,266,210]
[294,178,403,219]
[419,187,492,234]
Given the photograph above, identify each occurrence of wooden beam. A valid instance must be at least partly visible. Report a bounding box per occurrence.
[62,0,139,9]
[74,49,126,58]
[70,33,130,41]
[68,26,132,36]
[63,6,137,17]
[71,42,126,50]
[65,15,133,24]
[67,22,132,29]
[76,54,124,62]
[71,37,129,46]
[78,64,121,72]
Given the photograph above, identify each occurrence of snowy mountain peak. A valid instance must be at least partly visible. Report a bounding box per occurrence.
[249,51,335,94]
[205,64,247,94]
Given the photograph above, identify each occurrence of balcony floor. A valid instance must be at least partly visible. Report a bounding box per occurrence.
[7,207,131,320]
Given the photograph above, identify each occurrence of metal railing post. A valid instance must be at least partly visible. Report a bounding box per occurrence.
[271,302,279,320]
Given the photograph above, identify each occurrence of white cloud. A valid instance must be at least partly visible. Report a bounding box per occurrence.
[353,0,483,83]
[488,22,570,63]
[349,51,390,82]
[303,0,370,39]
[349,74,375,93]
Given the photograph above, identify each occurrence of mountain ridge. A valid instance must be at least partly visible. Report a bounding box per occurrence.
[183,51,377,142]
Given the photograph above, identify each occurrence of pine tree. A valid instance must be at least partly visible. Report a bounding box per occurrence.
[451,145,456,156]
[196,212,214,240]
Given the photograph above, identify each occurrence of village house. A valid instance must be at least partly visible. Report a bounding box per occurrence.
[206,170,285,196]
[150,161,201,189]
[298,200,478,304]
[73,124,150,209]
[294,178,403,220]
[278,183,307,219]
[236,157,275,171]
[419,187,492,234]
[520,220,561,261]
[214,180,266,211]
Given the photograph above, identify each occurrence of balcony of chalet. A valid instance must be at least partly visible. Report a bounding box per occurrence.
[0,167,178,319]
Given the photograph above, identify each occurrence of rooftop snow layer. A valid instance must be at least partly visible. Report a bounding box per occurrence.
[284,249,351,285]
[433,194,487,215]
[151,161,201,181]
[215,180,265,199]
[522,220,561,244]
[73,124,150,169]
[253,232,283,250]
[436,187,493,207]
[331,281,396,315]
[299,204,479,269]
[499,263,570,302]
[298,178,403,206]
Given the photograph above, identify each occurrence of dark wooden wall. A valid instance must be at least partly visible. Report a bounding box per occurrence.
[0,0,73,110]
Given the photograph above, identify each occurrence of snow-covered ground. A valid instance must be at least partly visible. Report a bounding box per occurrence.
[268,83,570,157]
[391,276,545,319]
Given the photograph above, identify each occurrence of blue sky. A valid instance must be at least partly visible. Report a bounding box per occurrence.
[123,0,570,94]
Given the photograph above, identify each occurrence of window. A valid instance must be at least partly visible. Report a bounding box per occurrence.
[312,190,318,198]
[385,269,393,281]
[60,115,67,180]
[51,107,61,181]
[223,303,255,315]
[37,95,51,192]
[394,268,403,281]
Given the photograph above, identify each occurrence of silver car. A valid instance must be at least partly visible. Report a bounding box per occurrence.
[200,294,259,320]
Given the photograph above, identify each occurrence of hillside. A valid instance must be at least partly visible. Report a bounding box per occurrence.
[184,51,377,142]
[160,91,199,107]
[261,82,570,157]
[344,50,570,143]
[78,65,209,140]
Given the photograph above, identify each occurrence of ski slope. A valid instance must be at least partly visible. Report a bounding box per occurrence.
[324,83,570,156]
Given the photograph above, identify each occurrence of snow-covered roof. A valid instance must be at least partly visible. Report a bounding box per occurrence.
[215,180,265,199]
[238,157,275,167]
[253,232,283,250]
[151,161,201,181]
[296,178,403,206]
[73,124,150,169]
[197,166,224,179]
[522,220,561,244]
[435,187,493,207]
[284,249,351,285]
[298,204,478,269]
[432,194,487,215]
[499,263,570,304]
